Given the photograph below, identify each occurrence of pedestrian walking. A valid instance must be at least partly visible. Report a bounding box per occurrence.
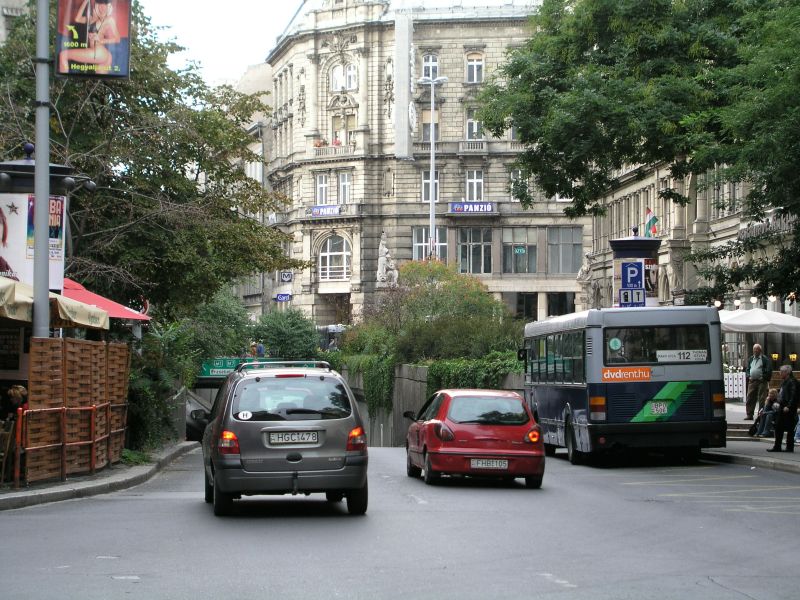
[767,365,798,453]
[744,344,772,420]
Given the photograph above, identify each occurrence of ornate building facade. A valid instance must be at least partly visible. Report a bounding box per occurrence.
[250,0,591,326]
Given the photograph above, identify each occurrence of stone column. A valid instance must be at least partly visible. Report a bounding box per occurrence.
[356,48,369,129]
[307,53,319,134]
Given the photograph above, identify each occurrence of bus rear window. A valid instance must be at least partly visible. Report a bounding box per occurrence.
[604,326,709,365]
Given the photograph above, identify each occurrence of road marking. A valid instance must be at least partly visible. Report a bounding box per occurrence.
[112,575,140,581]
[537,572,578,589]
[623,475,756,485]
[407,494,428,505]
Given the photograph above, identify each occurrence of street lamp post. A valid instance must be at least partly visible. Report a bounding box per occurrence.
[418,76,447,260]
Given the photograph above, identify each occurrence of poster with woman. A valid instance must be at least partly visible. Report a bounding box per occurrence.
[55,0,131,79]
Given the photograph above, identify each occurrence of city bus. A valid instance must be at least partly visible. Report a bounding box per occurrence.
[520,307,726,463]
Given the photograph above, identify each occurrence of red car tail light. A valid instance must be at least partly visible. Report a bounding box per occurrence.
[218,430,240,455]
[525,426,541,444]
[433,421,455,441]
[346,426,367,451]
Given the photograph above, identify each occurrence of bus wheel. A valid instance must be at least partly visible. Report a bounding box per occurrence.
[544,443,557,457]
[566,422,582,465]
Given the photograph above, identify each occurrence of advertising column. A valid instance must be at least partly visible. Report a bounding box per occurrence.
[609,228,661,308]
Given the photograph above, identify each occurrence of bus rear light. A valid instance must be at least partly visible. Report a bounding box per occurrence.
[712,393,725,406]
[218,430,240,455]
[590,396,606,421]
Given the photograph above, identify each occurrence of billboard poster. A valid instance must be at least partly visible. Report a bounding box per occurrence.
[0,194,66,290]
[55,0,131,79]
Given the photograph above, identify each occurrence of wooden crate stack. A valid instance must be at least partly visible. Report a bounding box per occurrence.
[21,338,131,485]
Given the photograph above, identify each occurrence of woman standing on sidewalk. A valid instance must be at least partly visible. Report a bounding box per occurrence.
[768,365,798,453]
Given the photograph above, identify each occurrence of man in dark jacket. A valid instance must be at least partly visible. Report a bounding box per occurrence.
[768,365,799,453]
[744,344,773,420]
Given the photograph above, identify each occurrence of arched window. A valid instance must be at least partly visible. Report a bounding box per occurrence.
[319,235,352,280]
[330,65,344,92]
[423,54,438,79]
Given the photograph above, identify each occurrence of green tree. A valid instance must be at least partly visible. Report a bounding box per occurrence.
[253,309,319,360]
[351,261,520,362]
[183,287,252,360]
[0,1,302,317]
[479,0,800,300]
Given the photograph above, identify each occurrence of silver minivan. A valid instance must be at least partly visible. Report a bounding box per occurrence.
[192,361,369,516]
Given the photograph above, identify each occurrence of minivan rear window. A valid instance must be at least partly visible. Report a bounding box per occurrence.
[232,376,352,421]
[447,396,529,425]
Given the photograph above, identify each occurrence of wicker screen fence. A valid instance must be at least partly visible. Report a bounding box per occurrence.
[11,338,130,487]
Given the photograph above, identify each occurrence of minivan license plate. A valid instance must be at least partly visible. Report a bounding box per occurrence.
[269,431,319,445]
[470,458,508,469]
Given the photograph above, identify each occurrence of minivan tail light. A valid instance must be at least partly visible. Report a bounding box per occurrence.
[346,426,367,451]
[433,422,455,441]
[218,430,240,455]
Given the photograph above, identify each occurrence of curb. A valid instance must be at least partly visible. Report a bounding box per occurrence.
[0,441,198,511]
[701,450,800,475]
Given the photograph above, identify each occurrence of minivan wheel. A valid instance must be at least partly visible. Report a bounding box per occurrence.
[213,482,234,516]
[346,481,368,515]
[326,491,344,503]
[423,454,440,485]
[204,470,213,504]
[406,449,422,478]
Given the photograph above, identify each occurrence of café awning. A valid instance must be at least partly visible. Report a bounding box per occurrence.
[62,278,150,322]
[719,307,800,334]
[0,276,109,330]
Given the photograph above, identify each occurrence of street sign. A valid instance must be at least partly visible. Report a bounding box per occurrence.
[279,271,293,283]
[619,288,646,307]
[621,261,644,289]
[275,293,292,302]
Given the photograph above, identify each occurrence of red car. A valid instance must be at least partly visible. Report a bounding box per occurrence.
[403,389,545,488]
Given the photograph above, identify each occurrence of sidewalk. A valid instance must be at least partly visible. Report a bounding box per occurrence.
[702,401,800,475]
[0,441,197,511]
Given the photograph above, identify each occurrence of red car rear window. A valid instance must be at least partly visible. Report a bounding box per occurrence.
[447,396,529,425]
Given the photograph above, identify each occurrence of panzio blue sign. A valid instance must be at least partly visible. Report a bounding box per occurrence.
[275,293,292,302]
[449,202,495,214]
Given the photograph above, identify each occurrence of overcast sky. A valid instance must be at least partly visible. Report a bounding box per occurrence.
[137,0,304,86]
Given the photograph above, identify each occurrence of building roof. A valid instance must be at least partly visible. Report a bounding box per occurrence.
[270,0,540,60]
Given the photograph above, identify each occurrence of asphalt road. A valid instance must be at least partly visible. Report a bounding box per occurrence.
[1,447,798,600]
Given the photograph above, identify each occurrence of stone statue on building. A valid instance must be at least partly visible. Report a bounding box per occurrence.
[377,232,398,287]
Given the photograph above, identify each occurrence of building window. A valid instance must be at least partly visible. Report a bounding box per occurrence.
[345,63,357,90]
[319,235,351,280]
[547,226,583,273]
[316,173,330,204]
[413,226,448,261]
[458,227,492,274]
[466,108,483,140]
[547,292,575,317]
[330,65,344,92]
[466,52,483,83]
[502,228,537,273]
[422,109,439,142]
[423,54,439,79]
[338,172,352,203]
[332,114,356,145]
[466,169,483,201]
[422,170,440,202]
